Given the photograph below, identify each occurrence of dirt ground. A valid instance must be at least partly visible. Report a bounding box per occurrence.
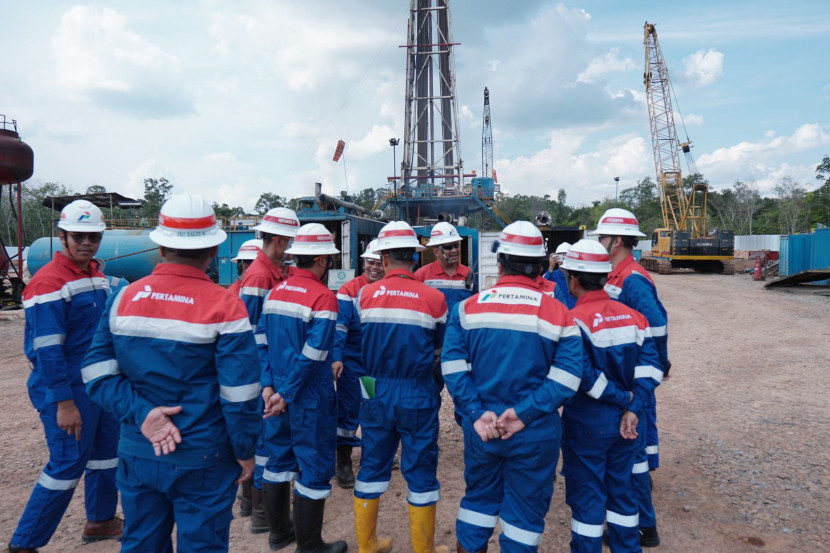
[0,272,828,552]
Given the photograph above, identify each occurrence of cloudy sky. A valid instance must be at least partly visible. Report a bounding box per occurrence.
[2,1,828,211]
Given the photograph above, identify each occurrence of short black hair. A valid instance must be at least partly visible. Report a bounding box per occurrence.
[384,248,416,262]
[621,235,638,249]
[566,269,607,291]
[498,253,545,277]
[164,247,214,259]
[294,254,318,269]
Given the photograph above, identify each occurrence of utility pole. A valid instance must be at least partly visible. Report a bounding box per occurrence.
[615,176,620,206]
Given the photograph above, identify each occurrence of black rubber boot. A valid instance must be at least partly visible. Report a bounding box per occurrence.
[456,539,487,553]
[263,482,296,551]
[294,494,347,553]
[640,526,660,547]
[239,480,253,517]
[335,445,355,488]
[250,486,270,534]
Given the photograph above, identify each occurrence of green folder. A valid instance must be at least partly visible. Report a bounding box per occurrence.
[359,376,376,399]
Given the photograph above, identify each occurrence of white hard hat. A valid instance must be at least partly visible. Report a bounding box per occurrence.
[252,207,300,237]
[425,221,462,247]
[149,193,227,249]
[496,221,546,258]
[374,221,425,252]
[360,239,381,261]
[554,241,572,255]
[231,239,263,262]
[590,208,646,237]
[561,239,612,273]
[58,200,107,232]
[284,223,340,256]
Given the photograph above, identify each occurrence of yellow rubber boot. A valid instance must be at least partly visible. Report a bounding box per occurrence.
[408,504,448,553]
[353,496,393,553]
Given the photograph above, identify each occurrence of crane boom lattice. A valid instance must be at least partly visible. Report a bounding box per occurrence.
[644,22,707,237]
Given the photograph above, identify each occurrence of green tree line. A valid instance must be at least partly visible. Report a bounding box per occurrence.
[3,157,829,249]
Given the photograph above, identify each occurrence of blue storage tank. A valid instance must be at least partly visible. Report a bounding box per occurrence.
[810,227,830,285]
[28,230,162,282]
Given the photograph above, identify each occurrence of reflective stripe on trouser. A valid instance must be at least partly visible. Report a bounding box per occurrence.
[456,421,559,553]
[11,389,119,549]
[117,453,237,553]
[561,419,642,553]
[354,381,440,505]
[633,435,657,528]
[644,391,659,469]
[262,387,336,499]
[336,362,362,447]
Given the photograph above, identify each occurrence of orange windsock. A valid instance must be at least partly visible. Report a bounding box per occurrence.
[333,140,345,162]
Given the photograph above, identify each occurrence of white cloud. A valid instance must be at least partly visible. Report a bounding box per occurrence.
[496,131,650,205]
[577,48,636,84]
[682,113,704,126]
[682,49,724,87]
[51,6,192,117]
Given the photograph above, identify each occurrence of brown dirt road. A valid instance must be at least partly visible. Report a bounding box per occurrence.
[0,272,827,552]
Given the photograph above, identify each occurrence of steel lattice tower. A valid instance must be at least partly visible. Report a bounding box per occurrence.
[482,87,493,180]
[402,0,463,197]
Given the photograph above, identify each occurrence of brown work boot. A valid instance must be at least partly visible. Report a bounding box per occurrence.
[82,516,123,543]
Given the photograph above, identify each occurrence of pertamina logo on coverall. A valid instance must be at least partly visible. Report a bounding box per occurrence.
[275,282,307,294]
[131,285,195,305]
[478,288,542,306]
[373,285,419,299]
[593,312,632,328]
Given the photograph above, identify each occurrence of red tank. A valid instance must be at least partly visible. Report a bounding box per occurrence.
[0,127,34,184]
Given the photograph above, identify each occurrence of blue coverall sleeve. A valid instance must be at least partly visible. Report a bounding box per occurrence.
[240,285,266,325]
[441,304,486,421]
[513,319,584,424]
[554,282,569,308]
[215,320,263,460]
[332,295,355,364]
[542,269,556,282]
[25,293,74,404]
[622,277,669,371]
[277,302,337,404]
[628,328,663,418]
[574,327,630,410]
[83,292,157,427]
[255,303,272,390]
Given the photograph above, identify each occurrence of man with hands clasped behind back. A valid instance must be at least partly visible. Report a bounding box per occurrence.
[441,221,584,553]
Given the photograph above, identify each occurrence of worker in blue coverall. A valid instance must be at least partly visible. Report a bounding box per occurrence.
[238,206,300,540]
[592,208,670,548]
[8,200,122,553]
[257,223,347,553]
[352,221,448,553]
[559,239,663,553]
[81,193,262,553]
[543,241,576,308]
[415,221,477,316]
[441,220,584,553]
[331,239,385,488]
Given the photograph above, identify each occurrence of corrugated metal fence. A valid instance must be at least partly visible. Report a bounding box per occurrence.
[779,228,830,285]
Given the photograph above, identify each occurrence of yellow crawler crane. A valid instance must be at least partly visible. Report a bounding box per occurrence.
[642,22,734,274]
